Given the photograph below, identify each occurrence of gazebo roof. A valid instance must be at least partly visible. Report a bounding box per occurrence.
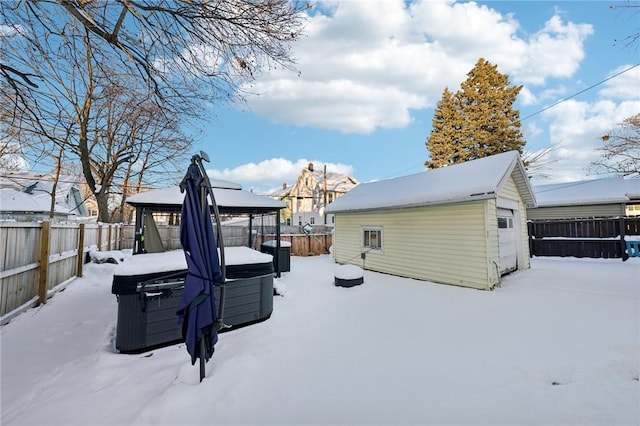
[127,184,285,215]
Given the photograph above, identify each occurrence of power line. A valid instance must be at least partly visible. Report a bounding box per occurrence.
[0,173,159,192]
[391,62,640,180]
[521,62,640,121]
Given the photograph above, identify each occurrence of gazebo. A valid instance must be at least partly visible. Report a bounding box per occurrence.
[126,179,286,266]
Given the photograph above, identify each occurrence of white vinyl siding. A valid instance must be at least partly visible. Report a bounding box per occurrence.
[499,175,520,202]
[498,175,530,270]
[485,198,500,285]
[333,200,493,290]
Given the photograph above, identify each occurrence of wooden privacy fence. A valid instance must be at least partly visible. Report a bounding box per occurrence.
[253,233,332,256]
[528,217,640,260]
[119,224,333,256]
[0,222,122,323]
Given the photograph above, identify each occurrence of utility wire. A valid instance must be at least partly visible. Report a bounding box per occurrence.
[392,61,640,180]
[521,62,640,121]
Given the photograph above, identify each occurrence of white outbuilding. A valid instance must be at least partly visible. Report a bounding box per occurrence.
[325,151,536,290]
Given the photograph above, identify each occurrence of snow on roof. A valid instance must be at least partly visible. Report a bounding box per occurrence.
[0,188,71,214]
[309,170,358,192]
[203,178,243,190]
[126,185,285,210]
[533,177,640,207]
[326,151,530,213]
[270,185,291,198]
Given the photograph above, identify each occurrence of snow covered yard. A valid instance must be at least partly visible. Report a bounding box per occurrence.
[1,255,638,426]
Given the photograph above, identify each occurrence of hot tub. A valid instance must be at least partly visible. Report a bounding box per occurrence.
[260,240,291,273]
[112,247,274,353]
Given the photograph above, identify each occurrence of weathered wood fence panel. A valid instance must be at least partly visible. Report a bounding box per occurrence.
[254,233,332,256]
[1,222,122,323]
[120,225,136,250]
[528,217,640,259]
[47,224,80,295]
[0,223,42,320]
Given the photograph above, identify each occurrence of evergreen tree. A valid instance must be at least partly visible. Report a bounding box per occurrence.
[425,88,464,169]
[426,58,525,168]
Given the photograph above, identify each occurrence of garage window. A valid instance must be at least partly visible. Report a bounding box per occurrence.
[362,227,382,251]
[498,217,513,228]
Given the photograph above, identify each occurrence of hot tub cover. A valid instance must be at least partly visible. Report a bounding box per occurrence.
[112,248,273,295]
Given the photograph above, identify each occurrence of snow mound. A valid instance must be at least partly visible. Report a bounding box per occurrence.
[334,264,364,280]
[89,249,127,264]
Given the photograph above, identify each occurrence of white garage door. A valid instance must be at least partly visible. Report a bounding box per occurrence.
[497,208,517,274]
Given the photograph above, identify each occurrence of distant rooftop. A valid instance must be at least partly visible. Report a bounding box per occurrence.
[533,178,640,207]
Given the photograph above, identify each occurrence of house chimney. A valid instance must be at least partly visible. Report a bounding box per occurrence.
[282,183,287,190]
[308,162,314,171]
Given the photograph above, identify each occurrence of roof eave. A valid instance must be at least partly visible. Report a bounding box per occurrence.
[531,199,629,208]
[328,192,496,214]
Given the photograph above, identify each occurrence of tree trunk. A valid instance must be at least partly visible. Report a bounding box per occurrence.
[95,190,110,223]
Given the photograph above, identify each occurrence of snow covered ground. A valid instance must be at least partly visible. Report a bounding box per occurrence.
[1,254,638,425]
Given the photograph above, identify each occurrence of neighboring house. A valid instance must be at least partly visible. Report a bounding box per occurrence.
[0,188,73,222]
[326,151,536,291]
[83,197,100,221]
[285,163,358,226]
[0,172,89,219]
[270,183,293,225]
[527,178,640,220]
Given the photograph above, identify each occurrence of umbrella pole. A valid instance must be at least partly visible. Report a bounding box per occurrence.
[199,338,206,382]
[197,172,209,383]
[194,153,228,330]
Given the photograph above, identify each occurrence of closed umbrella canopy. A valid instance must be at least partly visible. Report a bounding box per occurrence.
[176,162,222,367]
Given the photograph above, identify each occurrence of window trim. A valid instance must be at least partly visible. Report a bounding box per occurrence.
[362,226,383,252]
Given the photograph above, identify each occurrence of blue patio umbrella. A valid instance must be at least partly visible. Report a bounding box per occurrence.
[177,158,223,380]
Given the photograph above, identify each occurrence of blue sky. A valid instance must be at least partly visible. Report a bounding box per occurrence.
[192,1,640,195]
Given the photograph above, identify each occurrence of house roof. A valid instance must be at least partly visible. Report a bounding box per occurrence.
[326,151,535,213]
[288,166,359,197]
[271,185,292,198]
[126,183,286,214]
[309,170,358,192]
[532,178,640,207]
[0,188,72,214]
[1,173,88,216]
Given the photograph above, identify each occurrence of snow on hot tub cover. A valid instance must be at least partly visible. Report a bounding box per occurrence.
[262,240,292,248]
[111,247,273,294]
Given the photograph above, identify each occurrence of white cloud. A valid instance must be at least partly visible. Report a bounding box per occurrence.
[207,158,355,193]
[514,15,593,85]
[241,0,594,133]
[249,79,425,133]
[598,64,640,100]
[519,84,570,108]
[539,99,640,182]
[519,87,538,106]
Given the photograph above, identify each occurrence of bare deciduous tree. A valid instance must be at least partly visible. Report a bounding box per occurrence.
[0,124,24,172]
[1,0,307,110]
[610,1,640,49]
[522,143,561,180]
[589,113,640,177]
[2,1,305,221]
[2,20,192,221]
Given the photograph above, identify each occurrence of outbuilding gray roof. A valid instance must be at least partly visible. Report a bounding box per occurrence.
[533,178,640,207]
